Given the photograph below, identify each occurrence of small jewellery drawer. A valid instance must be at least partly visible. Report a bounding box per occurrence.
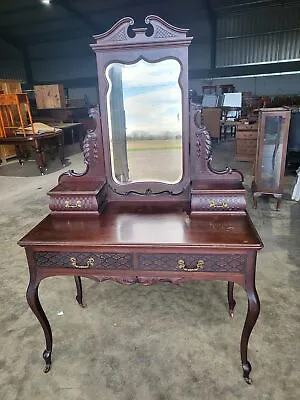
[138,253,246,273]
[34,252,133,269]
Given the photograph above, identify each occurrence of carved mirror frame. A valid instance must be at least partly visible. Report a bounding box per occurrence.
[91,15,193,197]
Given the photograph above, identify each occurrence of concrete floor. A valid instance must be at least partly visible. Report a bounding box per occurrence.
[0,140,299,400]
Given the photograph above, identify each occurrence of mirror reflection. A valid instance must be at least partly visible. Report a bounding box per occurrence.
[106,59,182,184]
[261,116,284,189]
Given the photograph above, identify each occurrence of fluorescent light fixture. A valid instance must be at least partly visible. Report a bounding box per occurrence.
[41,0,51,5]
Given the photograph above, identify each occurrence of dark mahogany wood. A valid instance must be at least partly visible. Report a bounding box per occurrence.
[227,281,236,318]
[91,15,192,202]
[18,15,263,384]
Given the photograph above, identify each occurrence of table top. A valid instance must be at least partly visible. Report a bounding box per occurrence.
[0,131,62,143]
[19,204,263,250]
[51,122,82,129]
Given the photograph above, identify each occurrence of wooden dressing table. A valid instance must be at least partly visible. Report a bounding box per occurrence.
[19,16,263,384]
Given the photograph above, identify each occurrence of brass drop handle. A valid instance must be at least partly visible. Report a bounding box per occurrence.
[65,200,81,209]
[70,257,95,269]
[177,259,204,272]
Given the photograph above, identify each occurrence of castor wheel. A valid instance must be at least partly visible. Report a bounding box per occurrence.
[42,349,52,373]
[242,361,253,384]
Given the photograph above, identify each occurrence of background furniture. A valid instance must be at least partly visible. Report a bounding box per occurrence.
[0,130,64,174]
[0,93,35,136]
[235,122,258,161]
[34,84,66,109]
[0,93,35,164]
[33,106,91,145]
[202,107,221,140]
[0,79,25,160]
[252,108,291,210]
[19,16,263,384]
[286,110,300,172]
[220,84,235,94]
[50,122,85,147]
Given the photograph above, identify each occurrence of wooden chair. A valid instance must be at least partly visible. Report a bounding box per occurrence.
[0,93,35,138]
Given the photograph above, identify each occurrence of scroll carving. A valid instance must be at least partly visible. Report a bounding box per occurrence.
[86,276,184,286]
[58,107,100,181]
[190,103,243,180]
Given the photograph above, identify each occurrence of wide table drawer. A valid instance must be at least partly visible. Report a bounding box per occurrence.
[34,252,133,269]
[34,252,247,273]
[138,253,246,272]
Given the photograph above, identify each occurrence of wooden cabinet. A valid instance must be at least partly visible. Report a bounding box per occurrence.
[252,108,291,210]
[235,123,258,161]
[34,84,66,109]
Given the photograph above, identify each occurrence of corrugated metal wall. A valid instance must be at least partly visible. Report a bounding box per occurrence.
[216,5,300,66]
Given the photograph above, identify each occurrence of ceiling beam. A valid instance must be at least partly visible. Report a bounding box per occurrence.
[0,27,25,53]
[0,26,33,85]
[20,29,91,45]
[203,0,217,69]
[1,16,73,31]
[0,5,40,16]
[23,49,33,85]
[0,0,169,30]
[52,0,101,33]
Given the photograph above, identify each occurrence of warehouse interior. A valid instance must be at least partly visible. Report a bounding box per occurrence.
[0,1,300,400]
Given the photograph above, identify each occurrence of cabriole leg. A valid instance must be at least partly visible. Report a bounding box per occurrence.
[240,284,260,384]
[227,281,236,318]
[74,276,86,307]
[26,278,52,373]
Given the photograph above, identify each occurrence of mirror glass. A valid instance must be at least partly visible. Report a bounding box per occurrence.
[261,115,284,189]
[106,59,182,184]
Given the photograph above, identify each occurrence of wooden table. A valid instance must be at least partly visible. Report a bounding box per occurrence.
[19,203,262,384]
[0,131,64,174]
[48,122,85,148]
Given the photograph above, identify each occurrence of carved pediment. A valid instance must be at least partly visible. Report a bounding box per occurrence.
[91,15,193,50]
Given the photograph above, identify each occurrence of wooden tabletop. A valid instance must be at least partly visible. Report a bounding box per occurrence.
[0,131,62,143]
[19,204,263,250]
[51,122,82,129]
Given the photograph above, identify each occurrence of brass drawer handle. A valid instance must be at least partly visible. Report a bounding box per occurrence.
[209,200,229,209]
[65,200,81,209]
[177,259,204,272]
[70,257,95,269]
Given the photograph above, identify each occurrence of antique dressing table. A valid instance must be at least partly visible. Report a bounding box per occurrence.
[18,16,263,384]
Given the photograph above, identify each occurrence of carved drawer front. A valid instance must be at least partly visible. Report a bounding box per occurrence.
[34,252,132,269]
[138,253,246,272]
[191,194,246,211]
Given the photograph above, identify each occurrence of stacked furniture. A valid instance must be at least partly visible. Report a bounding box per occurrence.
[0,93,64,173]
[235,122,258,161]
[0,79,24,160]
[34,84,66,109]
